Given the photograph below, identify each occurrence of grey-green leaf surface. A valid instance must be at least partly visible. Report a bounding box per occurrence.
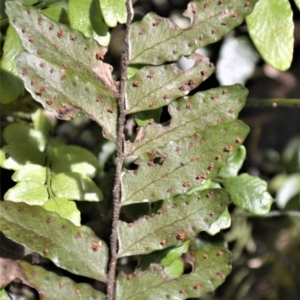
[118,189,230,257]
[0,144,45,170]
[129,0,258,64]
[122,121,249,204]
[51,172,103,201]
[218,145,246,178]
[99,0,130,27]
[6,2,118,140]
[246,0,294,71]
[0,202,108,281]
[126,53,214,113]
[224,173,273,215]
[0,258,106,300]
[125,85,248,156]
[116,246,232,300]
[68,0,110,46]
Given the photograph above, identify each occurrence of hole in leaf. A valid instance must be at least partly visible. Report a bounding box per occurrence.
[160,106,171,126]
[153,156,164,165]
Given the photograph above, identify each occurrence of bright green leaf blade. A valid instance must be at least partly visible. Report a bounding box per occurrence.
[43,197,81,226]
[42,6,69,24]
[6,2,118,140]
[51,145,99,178]
[99,0,131,27]
[129,0,258,64]
[0,144,45,170]
[276,174,300,209]
[116,246,232,300]
[122,121,249,205]
[4,182,48,205]
[0,288,12,300]
[224,173,273,215]
[125,84,248,156]
[294,0,300,10]
[4,123,47,151]
[219,145,246,178]
[126,54,214,113]
[246,0,294,71]
[51,172,103,201]
[11,165,46,183]
[0,258,106,299]
[69,0,110,46]
[0,202,108,281]
[161,241,190,267]
[0,25,24,103]
[164,259,184,278]
[206,207,231,236]
[118,189,230,257]
[134,108,162,127]
[32,109,53,138]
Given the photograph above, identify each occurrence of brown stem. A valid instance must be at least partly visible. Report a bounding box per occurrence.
[106,2,132,299]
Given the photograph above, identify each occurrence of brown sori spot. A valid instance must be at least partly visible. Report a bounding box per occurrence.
[46,98,56,105]
[70,34,77,41]
[245,1,251,7]
[75,232,83,238]
[177,231,185,240]
[5,225,10,230]
[204,2,209,8]
[188,143,193,149]
[207,191,214,198]
[186,103,192,109]
[35,89,43,95]
[201,70,207,76]
[28,37,34,43]
[149,102,155,108]
[37,17,43,25]
[208,163,214,170]
[12,18,16,23]
[92,241,101,251]
[232,12,239,18]
[179,84,189,91]
[43,248,49,254]
[157,209,163,215]
[68,114,75,120]
[222,89,228,94]
[235,137,242,143]
[75,289,80,295]
[132,80,140,87]
[164,94,170,99]
[218,0,224,4]
[49,68,54,74]
[217,271,225,279]
[22,69,28,75]
[49,25,54,30]
[179,289,186,294]
[62,64,67,69]
[200,138,205,144]
[47,217,53,223]
[39,63,44,68]
[107,107,114,113]
[203,254,209,259]
[167,188,172,194]
[148,119,154,124]
[138,30,144,35]
[194,283,201,290]
[210,211,215,217]
[198,195,202,200]
[217,250,224,256]
[228,108,234,114]
[96,52,105,60]
[21,28,27,33]
[221,21,227,26]
[27,9,31,14]
[60,75,66,81]
[210,94,217,100]
[192,7,198,14]
[57,107,66,114]
[147,73,154,78]
[183,181,191,187]
[84,45,88,50]
[127,223,133,227]
[196,173,207,180]
[127,274,133,280]
[160,239,166,245]
[37,49,42,55]
[57,29,65,38]
[173,50,177,54]
[199,35,204,41]
[175,146,181,152]
[59,283,64,289]
[189,78,197,86]
[148,161,154,166]
[96,97,101,102]
[211,28,217,35]
[224,145,233,152]
[152,20,160,26]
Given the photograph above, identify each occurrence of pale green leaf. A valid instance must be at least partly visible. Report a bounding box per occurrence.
[0,144,45,170]
[43,197,81,226]
[134,108,162,127]
[6,2,118,140]
[32,109,53,138]
[294,0,300,10]
[219,145,246,178]
[4,182,48,205]
[224,173,273,215]
[126,53,214,113]
[246,0,294,71]
[206,207,231,236]
[129,0,258,64]
[276,174,300,209]
[0,259,106,299]
[51,172,103,201]
[118,189,230,257]
[125,85,248,156]
[3,123,47,151]
[116,246,232,300]
[0,69,23,104]
[11,165,46,183]
[122,121,249,205]
[0,202,108,281]
[50,145,99,178]
[99,0,131,27]
[68,0,110,46]
[42,6,69,24]
[164,259,185,278]
[0,288,12,300]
